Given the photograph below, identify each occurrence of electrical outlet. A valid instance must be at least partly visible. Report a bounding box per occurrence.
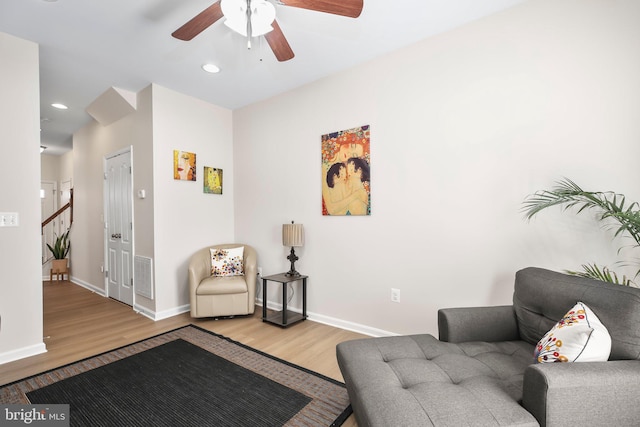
[391,288,400,303]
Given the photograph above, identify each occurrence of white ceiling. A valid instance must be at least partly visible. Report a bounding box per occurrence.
[0,0,526,155]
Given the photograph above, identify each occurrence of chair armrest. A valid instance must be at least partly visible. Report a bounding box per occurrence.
[243,246,257,304]
[523,360,640,427]
[188,250,211,297]
[438,305,519,343]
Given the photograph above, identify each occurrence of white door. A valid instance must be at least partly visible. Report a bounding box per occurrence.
[105,150,134,306]
[60,179,72,233]
[41,181,57,263]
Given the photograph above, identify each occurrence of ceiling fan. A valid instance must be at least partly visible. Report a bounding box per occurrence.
[172,0,364,62]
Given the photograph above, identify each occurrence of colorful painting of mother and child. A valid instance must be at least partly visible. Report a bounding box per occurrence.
[322,125,371,216]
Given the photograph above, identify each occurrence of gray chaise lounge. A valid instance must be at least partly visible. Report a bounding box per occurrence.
[337,267,640,426]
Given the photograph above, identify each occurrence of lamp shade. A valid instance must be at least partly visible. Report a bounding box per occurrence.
[283,222,304,247]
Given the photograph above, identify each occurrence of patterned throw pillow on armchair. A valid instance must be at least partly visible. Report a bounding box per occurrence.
[210,247,244,277]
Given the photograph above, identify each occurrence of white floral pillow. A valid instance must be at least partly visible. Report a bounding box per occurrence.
[210,247,244,277]
[535,301,611,363]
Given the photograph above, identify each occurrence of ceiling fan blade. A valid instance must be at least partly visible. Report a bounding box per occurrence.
[278,0,363,18]
[264,20,295,62]
[172,2,224,41]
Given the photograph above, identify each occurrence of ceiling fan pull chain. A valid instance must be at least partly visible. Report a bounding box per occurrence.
[246,0,253,49]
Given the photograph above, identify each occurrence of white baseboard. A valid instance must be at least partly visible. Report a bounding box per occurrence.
[55,279,191,322]
[41,275,106,296]
[134,303,190,321]
[0,342,47,365]
[69,276,107,296]
[308,313,398,337]
[41,279,392,336]
[256,298,397,338]
[133,304,156,320]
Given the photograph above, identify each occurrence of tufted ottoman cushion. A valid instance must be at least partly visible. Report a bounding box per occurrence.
[337,334,539,427]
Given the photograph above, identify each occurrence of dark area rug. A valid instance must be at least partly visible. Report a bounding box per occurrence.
[0,325,352,426]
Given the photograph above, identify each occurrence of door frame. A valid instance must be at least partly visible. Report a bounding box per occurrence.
[59,178,72,233]
[103,146,135,305]
[40,180,58,265]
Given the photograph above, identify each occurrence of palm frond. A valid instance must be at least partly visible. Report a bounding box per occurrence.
[565,263,634,286]
[523,178,640,283]
[522,178,640,247]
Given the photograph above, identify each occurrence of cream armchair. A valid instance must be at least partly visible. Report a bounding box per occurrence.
[188,244,257,318]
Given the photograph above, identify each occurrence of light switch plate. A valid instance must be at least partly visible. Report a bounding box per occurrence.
[0,212,19,227]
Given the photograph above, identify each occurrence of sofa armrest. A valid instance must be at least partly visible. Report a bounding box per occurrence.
[523,360,640,427]
[438,305,519,343]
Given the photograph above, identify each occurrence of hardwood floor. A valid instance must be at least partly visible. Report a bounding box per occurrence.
[0,280,366,426]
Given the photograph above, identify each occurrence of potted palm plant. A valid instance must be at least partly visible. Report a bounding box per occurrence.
[48,230,71,277]
[522,178,640,286]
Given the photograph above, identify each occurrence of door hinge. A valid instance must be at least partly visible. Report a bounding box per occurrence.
[131,278,133,287]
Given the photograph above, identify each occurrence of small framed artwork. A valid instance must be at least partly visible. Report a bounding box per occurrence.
[204,166,223,194]
[174,150,196,181]
[321,125,371,216]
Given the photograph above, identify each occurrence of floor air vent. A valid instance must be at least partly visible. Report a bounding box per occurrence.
[134,255,153,300]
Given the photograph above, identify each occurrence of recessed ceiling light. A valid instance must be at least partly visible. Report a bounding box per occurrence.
[51,103,68,110]
[202,64,221,74]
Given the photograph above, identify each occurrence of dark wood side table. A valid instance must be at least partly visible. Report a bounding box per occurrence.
[262,273,308,327]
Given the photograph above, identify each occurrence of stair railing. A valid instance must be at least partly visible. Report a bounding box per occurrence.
[42,188,73,264]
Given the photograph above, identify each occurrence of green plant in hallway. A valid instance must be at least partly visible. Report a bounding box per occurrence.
[47,230,71,260]
[522,178,640,286]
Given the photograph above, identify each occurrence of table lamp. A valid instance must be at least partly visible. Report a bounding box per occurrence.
[283,221,304,277]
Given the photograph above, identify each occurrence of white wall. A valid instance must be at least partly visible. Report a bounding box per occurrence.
[233,0,640,336]
[71,84,234,319]
[72,88,151,297]
[40,154,59,182]
[40,152,73,194]
[129,85,155,313]
[151,85,235,316]
[0,32,46,362]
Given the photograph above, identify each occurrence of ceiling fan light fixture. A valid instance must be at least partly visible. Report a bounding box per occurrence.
[221,0,275,37]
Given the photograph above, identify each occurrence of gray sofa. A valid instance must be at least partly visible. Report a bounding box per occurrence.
[336,267,640,426]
